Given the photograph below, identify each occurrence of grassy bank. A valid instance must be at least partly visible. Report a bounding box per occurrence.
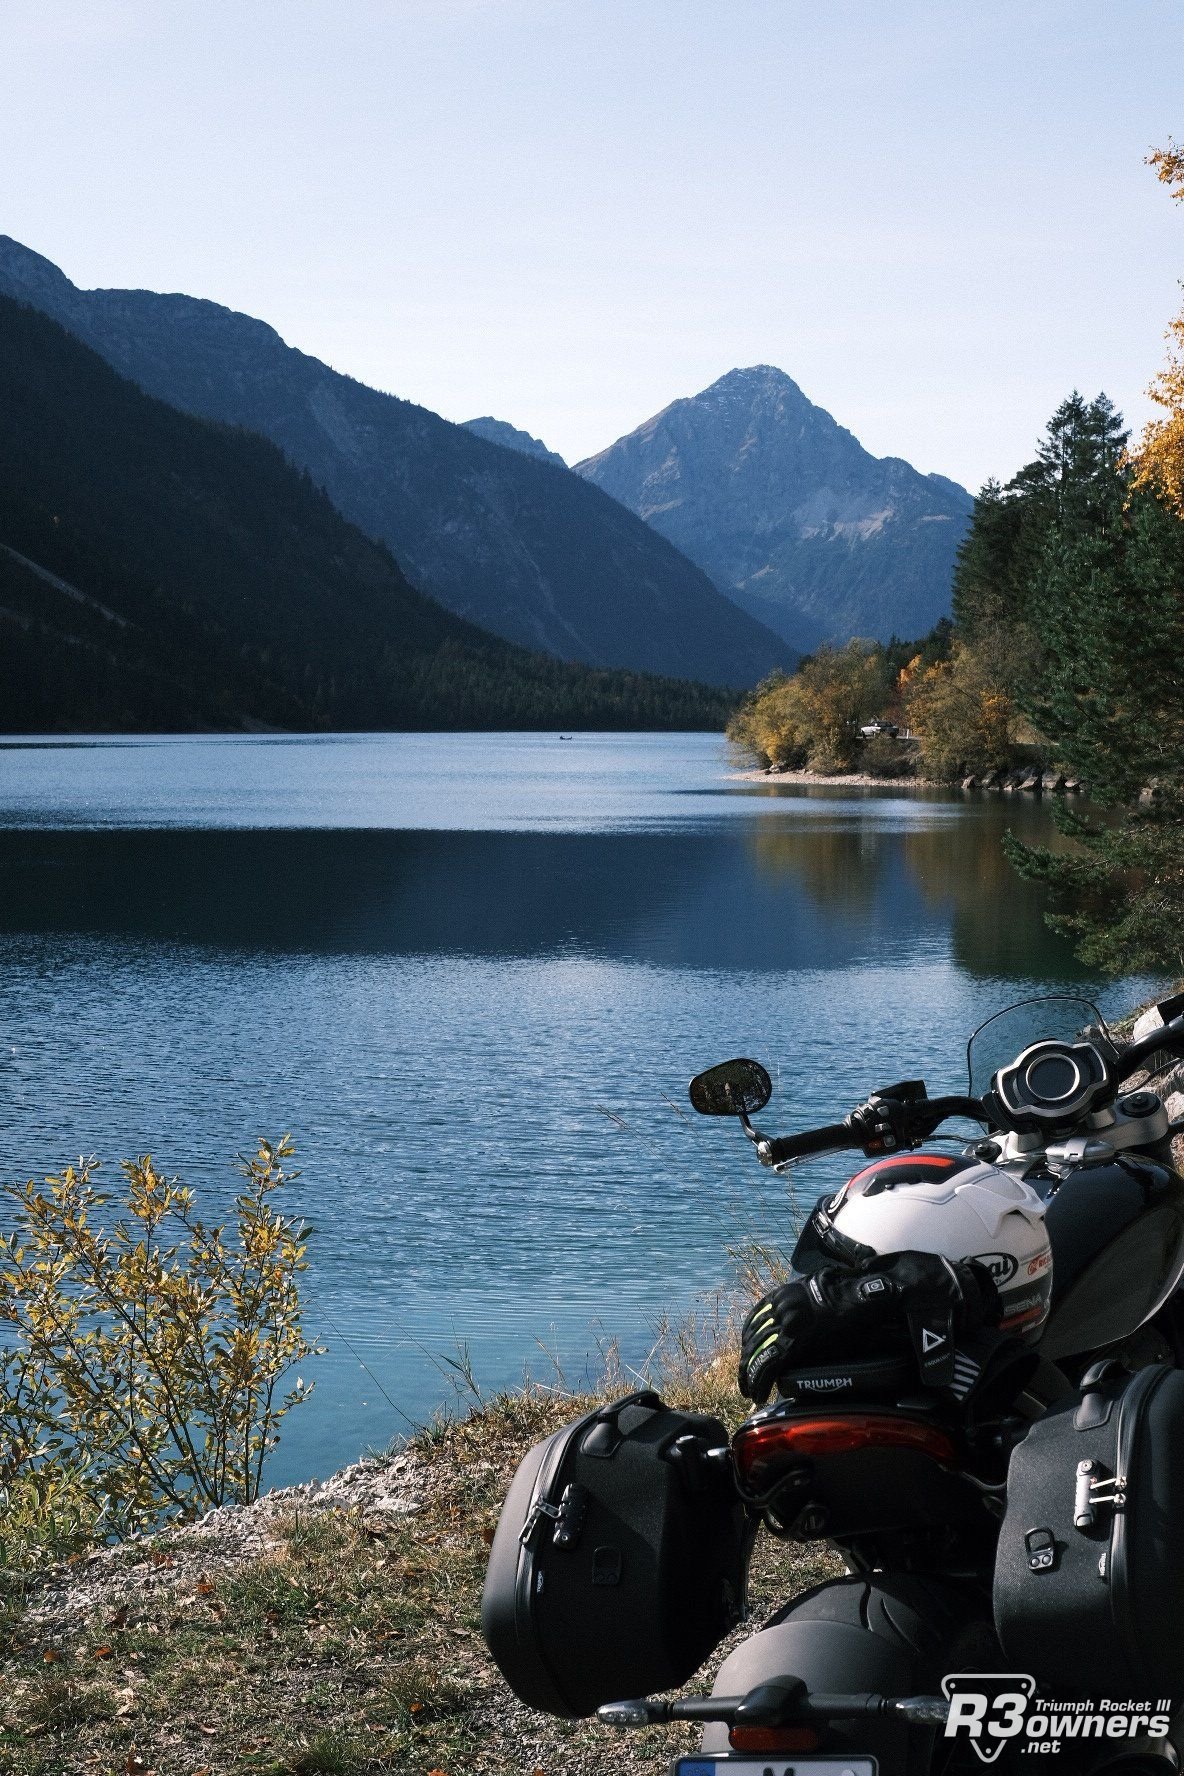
[0,1347,833,1776]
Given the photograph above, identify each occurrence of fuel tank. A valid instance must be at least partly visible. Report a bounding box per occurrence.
[1039,1153,1184,1359]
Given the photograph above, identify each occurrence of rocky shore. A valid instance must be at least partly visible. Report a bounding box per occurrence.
[732,764,931,787]
[732,762,1089,794]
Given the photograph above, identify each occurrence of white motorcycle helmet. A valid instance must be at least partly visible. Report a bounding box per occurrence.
[793,1151,1053,1343]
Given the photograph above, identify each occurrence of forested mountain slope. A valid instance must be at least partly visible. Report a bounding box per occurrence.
[0,237,791,689]
[0,300,733,733]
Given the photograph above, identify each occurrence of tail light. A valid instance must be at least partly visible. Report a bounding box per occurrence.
[730,1726,821,1753]
[733,1411,957,1497]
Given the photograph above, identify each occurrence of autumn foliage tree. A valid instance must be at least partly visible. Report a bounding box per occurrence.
[904,635,1019,781]
[1131,141,1184,517]
[726,671,805,770]
[728,641,893,774]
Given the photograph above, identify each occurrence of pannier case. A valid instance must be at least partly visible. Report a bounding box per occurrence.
[994,1361,1184,1699]
[481,1390,750,1717]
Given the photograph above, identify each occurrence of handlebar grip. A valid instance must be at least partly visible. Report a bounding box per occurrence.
[762,1122,855,1164]
[1118,1011,1184,1082]
[761,1096,985,1165]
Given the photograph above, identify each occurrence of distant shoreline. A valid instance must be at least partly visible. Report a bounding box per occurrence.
[731,765,939,789]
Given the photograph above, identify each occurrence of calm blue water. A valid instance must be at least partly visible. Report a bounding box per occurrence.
[0,733,1146,1486]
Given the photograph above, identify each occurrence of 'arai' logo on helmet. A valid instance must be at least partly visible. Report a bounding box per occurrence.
[974,1252,1019,1285]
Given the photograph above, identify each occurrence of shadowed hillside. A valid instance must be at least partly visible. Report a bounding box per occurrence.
[0,236,793,690]
[0,299,734,734]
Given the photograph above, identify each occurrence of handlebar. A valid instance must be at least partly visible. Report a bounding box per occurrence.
[923,1093,988,1127]
[1117,1009,1184,1083]
[735,1011,1184,1170]
[751,1093,987,1169]
[759,1121,854,1164]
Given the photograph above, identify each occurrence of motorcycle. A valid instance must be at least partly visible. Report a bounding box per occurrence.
[479,994,1184,1768]
[600,992,1184,1774]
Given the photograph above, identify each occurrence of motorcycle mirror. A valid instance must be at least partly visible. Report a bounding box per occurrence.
[688,1058,772,1117]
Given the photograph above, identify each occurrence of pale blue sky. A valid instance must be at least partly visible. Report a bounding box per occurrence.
[2,0,1181,489]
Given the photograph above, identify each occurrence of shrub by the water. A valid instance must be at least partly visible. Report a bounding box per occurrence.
[860,732,916,779]
[0,1137,317,1583]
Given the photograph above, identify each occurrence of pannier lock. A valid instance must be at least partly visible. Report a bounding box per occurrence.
[519,1482,589,1549]
[1074,1458,1126,1531]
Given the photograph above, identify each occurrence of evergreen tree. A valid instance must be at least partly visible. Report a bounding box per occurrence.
[950,395,1127,678]
[1027,391,1127,533]
[1021,494,1182,800]
[952,479,1024,641]
[1004,491,1184,971]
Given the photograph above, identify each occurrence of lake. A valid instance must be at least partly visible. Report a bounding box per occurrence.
[0,732,1148,1487]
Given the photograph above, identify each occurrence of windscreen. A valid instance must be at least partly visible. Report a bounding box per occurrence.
[967,995,1107,1097]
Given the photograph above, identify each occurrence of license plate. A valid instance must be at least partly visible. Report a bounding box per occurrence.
[672,1760,877,1775]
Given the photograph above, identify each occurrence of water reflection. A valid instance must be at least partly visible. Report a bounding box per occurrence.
[0,814,1085,981]
[900,799,1076,978]
[0,743,1136,1484]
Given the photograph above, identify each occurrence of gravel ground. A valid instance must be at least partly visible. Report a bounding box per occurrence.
[15,1449,430,1635]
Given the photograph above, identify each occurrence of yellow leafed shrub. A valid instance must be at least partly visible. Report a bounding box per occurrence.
[0,1137,319,1576]
[728,643,893,773]
[904,638,1020,781]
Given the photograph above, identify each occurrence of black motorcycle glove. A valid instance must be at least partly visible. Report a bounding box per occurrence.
[866,1250,1001,1388]
[738,1250,1001,1404]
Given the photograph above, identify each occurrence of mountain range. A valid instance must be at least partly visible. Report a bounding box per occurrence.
[0,236,976,700]
[0,297,733,734]
[575,366,973,649]
[0,237,790,691]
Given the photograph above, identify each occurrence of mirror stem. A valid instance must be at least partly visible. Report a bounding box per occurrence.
[738,1109,762,1145]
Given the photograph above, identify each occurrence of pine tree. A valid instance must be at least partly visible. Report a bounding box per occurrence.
[1004,491,1184,971]
[951,479,1030,641]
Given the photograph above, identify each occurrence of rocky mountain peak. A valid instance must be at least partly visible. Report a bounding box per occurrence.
[576,368,972,650]
[701,363,807,398]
